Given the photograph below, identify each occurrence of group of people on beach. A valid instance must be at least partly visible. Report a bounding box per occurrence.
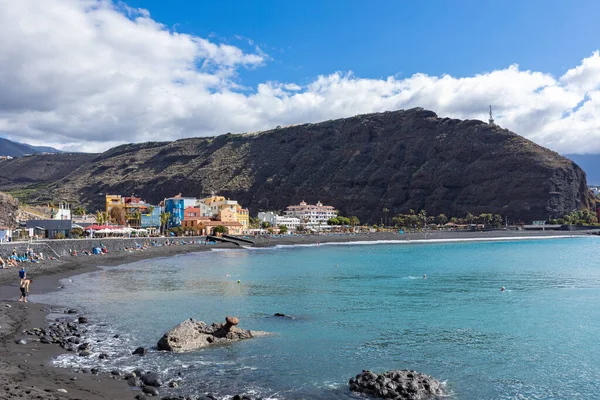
[0,247,54,269]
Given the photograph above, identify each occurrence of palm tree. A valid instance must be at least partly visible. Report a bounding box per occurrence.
[133,210,142,227]
[418,210,427,228]
[73,206,86,216]
[160,212,171,234]
[95,211,108,225]
[466,212,474,225]
[383,208,390,227]
[437,214,448,225]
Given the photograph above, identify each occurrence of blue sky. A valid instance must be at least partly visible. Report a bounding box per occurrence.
[1,0,599,152]
[123,0,600,85]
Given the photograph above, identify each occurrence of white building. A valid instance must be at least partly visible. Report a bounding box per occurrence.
[53,201,71,220]
[0,226,12,242]
[257,212,301,232]
[284,201,337,228]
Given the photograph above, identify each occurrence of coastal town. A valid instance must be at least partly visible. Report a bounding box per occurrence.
[2,194,344,240]
[0,188,598,244]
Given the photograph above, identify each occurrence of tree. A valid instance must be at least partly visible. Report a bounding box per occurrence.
[131,210,142,227]
[213,225,228,235]
[109,207,126,225]
[261,221,271,229]
[418,210,427,228]
[278,225,288,234]
[70,227,84,238]
[383,208,390,226]
[466,212,474,225]
[160,212,171,234]
[327,217,340,225]
[95,211,109,225]
[349,216,360,227]
[437,214,448,225]
[493,214,503,227]
[249,216,260,229]
[73,206,86,216]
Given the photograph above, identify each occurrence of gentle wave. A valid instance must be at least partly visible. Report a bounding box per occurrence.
[245,235,584,250]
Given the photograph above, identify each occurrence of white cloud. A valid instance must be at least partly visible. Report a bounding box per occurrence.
[0,0,599,154]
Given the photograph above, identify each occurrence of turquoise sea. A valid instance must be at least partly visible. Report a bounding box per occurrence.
[36,237,600,399]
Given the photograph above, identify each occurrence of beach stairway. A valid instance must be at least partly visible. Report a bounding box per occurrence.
[206,235,241,247]
[222,234,255,245]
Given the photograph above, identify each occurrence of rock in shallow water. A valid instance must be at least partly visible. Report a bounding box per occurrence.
[141,372,163,387]
[156,316,268,353]
[132,346,147,356]
[349,369,444,400]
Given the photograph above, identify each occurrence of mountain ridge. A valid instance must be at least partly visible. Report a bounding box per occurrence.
[8,107,589,224]
[0,137,63,157]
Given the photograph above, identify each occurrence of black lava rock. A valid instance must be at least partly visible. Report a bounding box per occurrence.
[141,386,159,396]
[349,369,444,400]
[141,372,163,387]
[132,346,147,356]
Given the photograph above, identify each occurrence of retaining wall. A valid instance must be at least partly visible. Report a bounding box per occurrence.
[0,236,207,258]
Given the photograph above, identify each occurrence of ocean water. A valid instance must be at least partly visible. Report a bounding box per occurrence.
[35,237,600,399]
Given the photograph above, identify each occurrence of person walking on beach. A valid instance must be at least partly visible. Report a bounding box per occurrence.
[19,267,26,284]
[19,278,32,303]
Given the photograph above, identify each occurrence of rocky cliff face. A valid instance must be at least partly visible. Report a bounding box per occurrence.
[0,192,19,227]
[29,108,592,223]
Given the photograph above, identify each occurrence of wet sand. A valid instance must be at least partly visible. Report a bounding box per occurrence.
[0,242,237,400]
[0,230,594,400]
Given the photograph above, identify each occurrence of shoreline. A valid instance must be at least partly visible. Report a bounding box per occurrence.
[0,241,240,400]
[0,230,596,400]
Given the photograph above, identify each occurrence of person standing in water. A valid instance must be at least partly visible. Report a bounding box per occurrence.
[19,278,32,303]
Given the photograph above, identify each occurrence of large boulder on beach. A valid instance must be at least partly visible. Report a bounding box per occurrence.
[157,316,267,353]
[349,370,444,400]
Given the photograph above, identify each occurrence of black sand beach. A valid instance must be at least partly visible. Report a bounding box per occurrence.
[0,230,595,400]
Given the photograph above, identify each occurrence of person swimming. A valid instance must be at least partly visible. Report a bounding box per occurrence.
[500,286,505,292]
[423,274,426,279]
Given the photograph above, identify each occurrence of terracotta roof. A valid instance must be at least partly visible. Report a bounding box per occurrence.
[184,216,211,221]
[202,220,243,227]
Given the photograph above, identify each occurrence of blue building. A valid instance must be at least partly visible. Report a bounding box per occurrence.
[164,197,185,228]
[141,205,161,229]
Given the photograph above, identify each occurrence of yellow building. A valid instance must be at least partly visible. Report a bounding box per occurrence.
[105,195,123,213]
[199,194,250,231]
[236,204,249,229]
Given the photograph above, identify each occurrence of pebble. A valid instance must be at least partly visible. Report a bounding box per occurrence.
[57,388,67,393]
[142,386,159,396]
[14,339,27,345]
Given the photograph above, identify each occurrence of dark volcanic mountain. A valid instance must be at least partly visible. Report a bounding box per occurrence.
[0,137,63,157]
[17,108,593,223]
[0,153,98,194]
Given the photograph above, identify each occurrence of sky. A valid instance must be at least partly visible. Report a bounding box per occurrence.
[0,0,599,153]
